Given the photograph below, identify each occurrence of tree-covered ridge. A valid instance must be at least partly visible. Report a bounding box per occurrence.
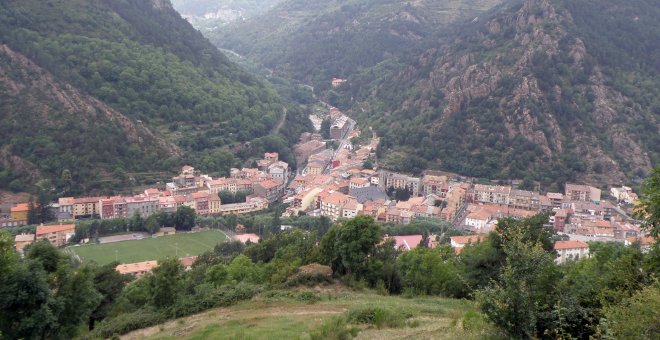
[345,0,658,189]
[0,44,177,194]
[212,0,502,91]
[0,0,283,128]
[0,0,313,193]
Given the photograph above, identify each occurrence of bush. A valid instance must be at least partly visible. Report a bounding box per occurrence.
[285,267,333,287]
[346,307,409,329]
[309,316,359,340]
[261,290,321,304]
[88,309,167,339]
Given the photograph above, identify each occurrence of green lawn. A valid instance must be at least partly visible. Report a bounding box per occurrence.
[67,230,228,265]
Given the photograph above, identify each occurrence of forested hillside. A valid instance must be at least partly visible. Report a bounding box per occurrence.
[0,0,311,194]
[0,44,178,194]
[343,0,659,188]
[212,0,502,91]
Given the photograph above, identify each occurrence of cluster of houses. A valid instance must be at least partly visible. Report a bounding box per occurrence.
[13,223,75,253]
[3,153,290,229]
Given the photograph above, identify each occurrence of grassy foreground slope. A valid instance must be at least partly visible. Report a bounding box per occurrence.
[67,230,228,265]
[123,289,501,339]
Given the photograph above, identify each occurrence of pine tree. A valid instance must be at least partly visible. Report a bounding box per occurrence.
[27,196,39,225]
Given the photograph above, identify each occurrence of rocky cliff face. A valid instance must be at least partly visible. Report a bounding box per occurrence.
[356,0,658,187]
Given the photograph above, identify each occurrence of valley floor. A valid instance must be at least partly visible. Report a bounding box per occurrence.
[121,287,501,340]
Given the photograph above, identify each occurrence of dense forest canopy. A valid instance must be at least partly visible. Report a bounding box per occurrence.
[0,0,312,194]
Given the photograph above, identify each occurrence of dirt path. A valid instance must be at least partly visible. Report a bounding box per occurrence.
[272,107,287,134]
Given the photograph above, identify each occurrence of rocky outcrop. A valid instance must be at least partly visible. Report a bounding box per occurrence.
[362,0,657,186]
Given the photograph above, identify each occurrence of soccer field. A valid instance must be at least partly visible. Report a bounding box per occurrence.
[67,230,229,265]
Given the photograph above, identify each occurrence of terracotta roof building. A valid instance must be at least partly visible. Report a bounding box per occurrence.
[554,240,590,264]
[36,224,75,247]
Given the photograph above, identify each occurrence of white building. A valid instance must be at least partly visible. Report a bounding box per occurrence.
[554,240,590,264]
[464,210,493,233]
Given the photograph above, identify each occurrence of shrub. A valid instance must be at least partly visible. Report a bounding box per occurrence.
[285,271,333,287]
[296,291,321,304]
[88,309,167,339]
[309,316,359,340]
[346,307,409,329]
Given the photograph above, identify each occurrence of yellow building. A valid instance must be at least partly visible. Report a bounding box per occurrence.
[72,197,102,217]
[10,203,29,225]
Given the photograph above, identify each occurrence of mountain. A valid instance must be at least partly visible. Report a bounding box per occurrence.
[343,0,659,188]
[0,0,304,194]
[171,0,284,29]
[210,0,503,90]
[0,44,178,194]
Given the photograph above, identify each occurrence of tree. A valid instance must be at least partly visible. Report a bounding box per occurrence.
[54,266,103,337]
[88,263,131,330]
[60,169,73,195]
[129,212,145,232]
[477,227,559,338]
[0,261,58,338]
[321,119,332,139]
[397,246,462,296]
[174,205,196,231]
[394,187,411,202]
[362,158,373,169]
[635,167,660,239]
[319,216,381,277]
[151,258,182,308]
[37,189,54,223]
[205,263,228,287]
[145,215,160,235]
[0,231,16,277]
[600,283,660,338]
[27,196,39,225]
[227,254,261,283]
[26,240,64,273]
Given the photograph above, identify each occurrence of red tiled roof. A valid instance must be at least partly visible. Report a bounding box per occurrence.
[36,224,75,236]
[554,240,589,250]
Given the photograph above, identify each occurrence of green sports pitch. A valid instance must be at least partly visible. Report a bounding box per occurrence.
[66,230,229,265]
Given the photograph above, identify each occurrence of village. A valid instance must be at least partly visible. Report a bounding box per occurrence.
[1,101,654,276]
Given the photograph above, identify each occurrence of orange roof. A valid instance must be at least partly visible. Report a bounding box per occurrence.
[626,236,655,246]
[554,240,589,250]
[10,203,29,213]
[36,224,75,236]
[256,180,280,189]
[116,261,158,275]
[324,192,349,205]
[451,235,485,245]
[191,192,209,199]
[179,256,198,267]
